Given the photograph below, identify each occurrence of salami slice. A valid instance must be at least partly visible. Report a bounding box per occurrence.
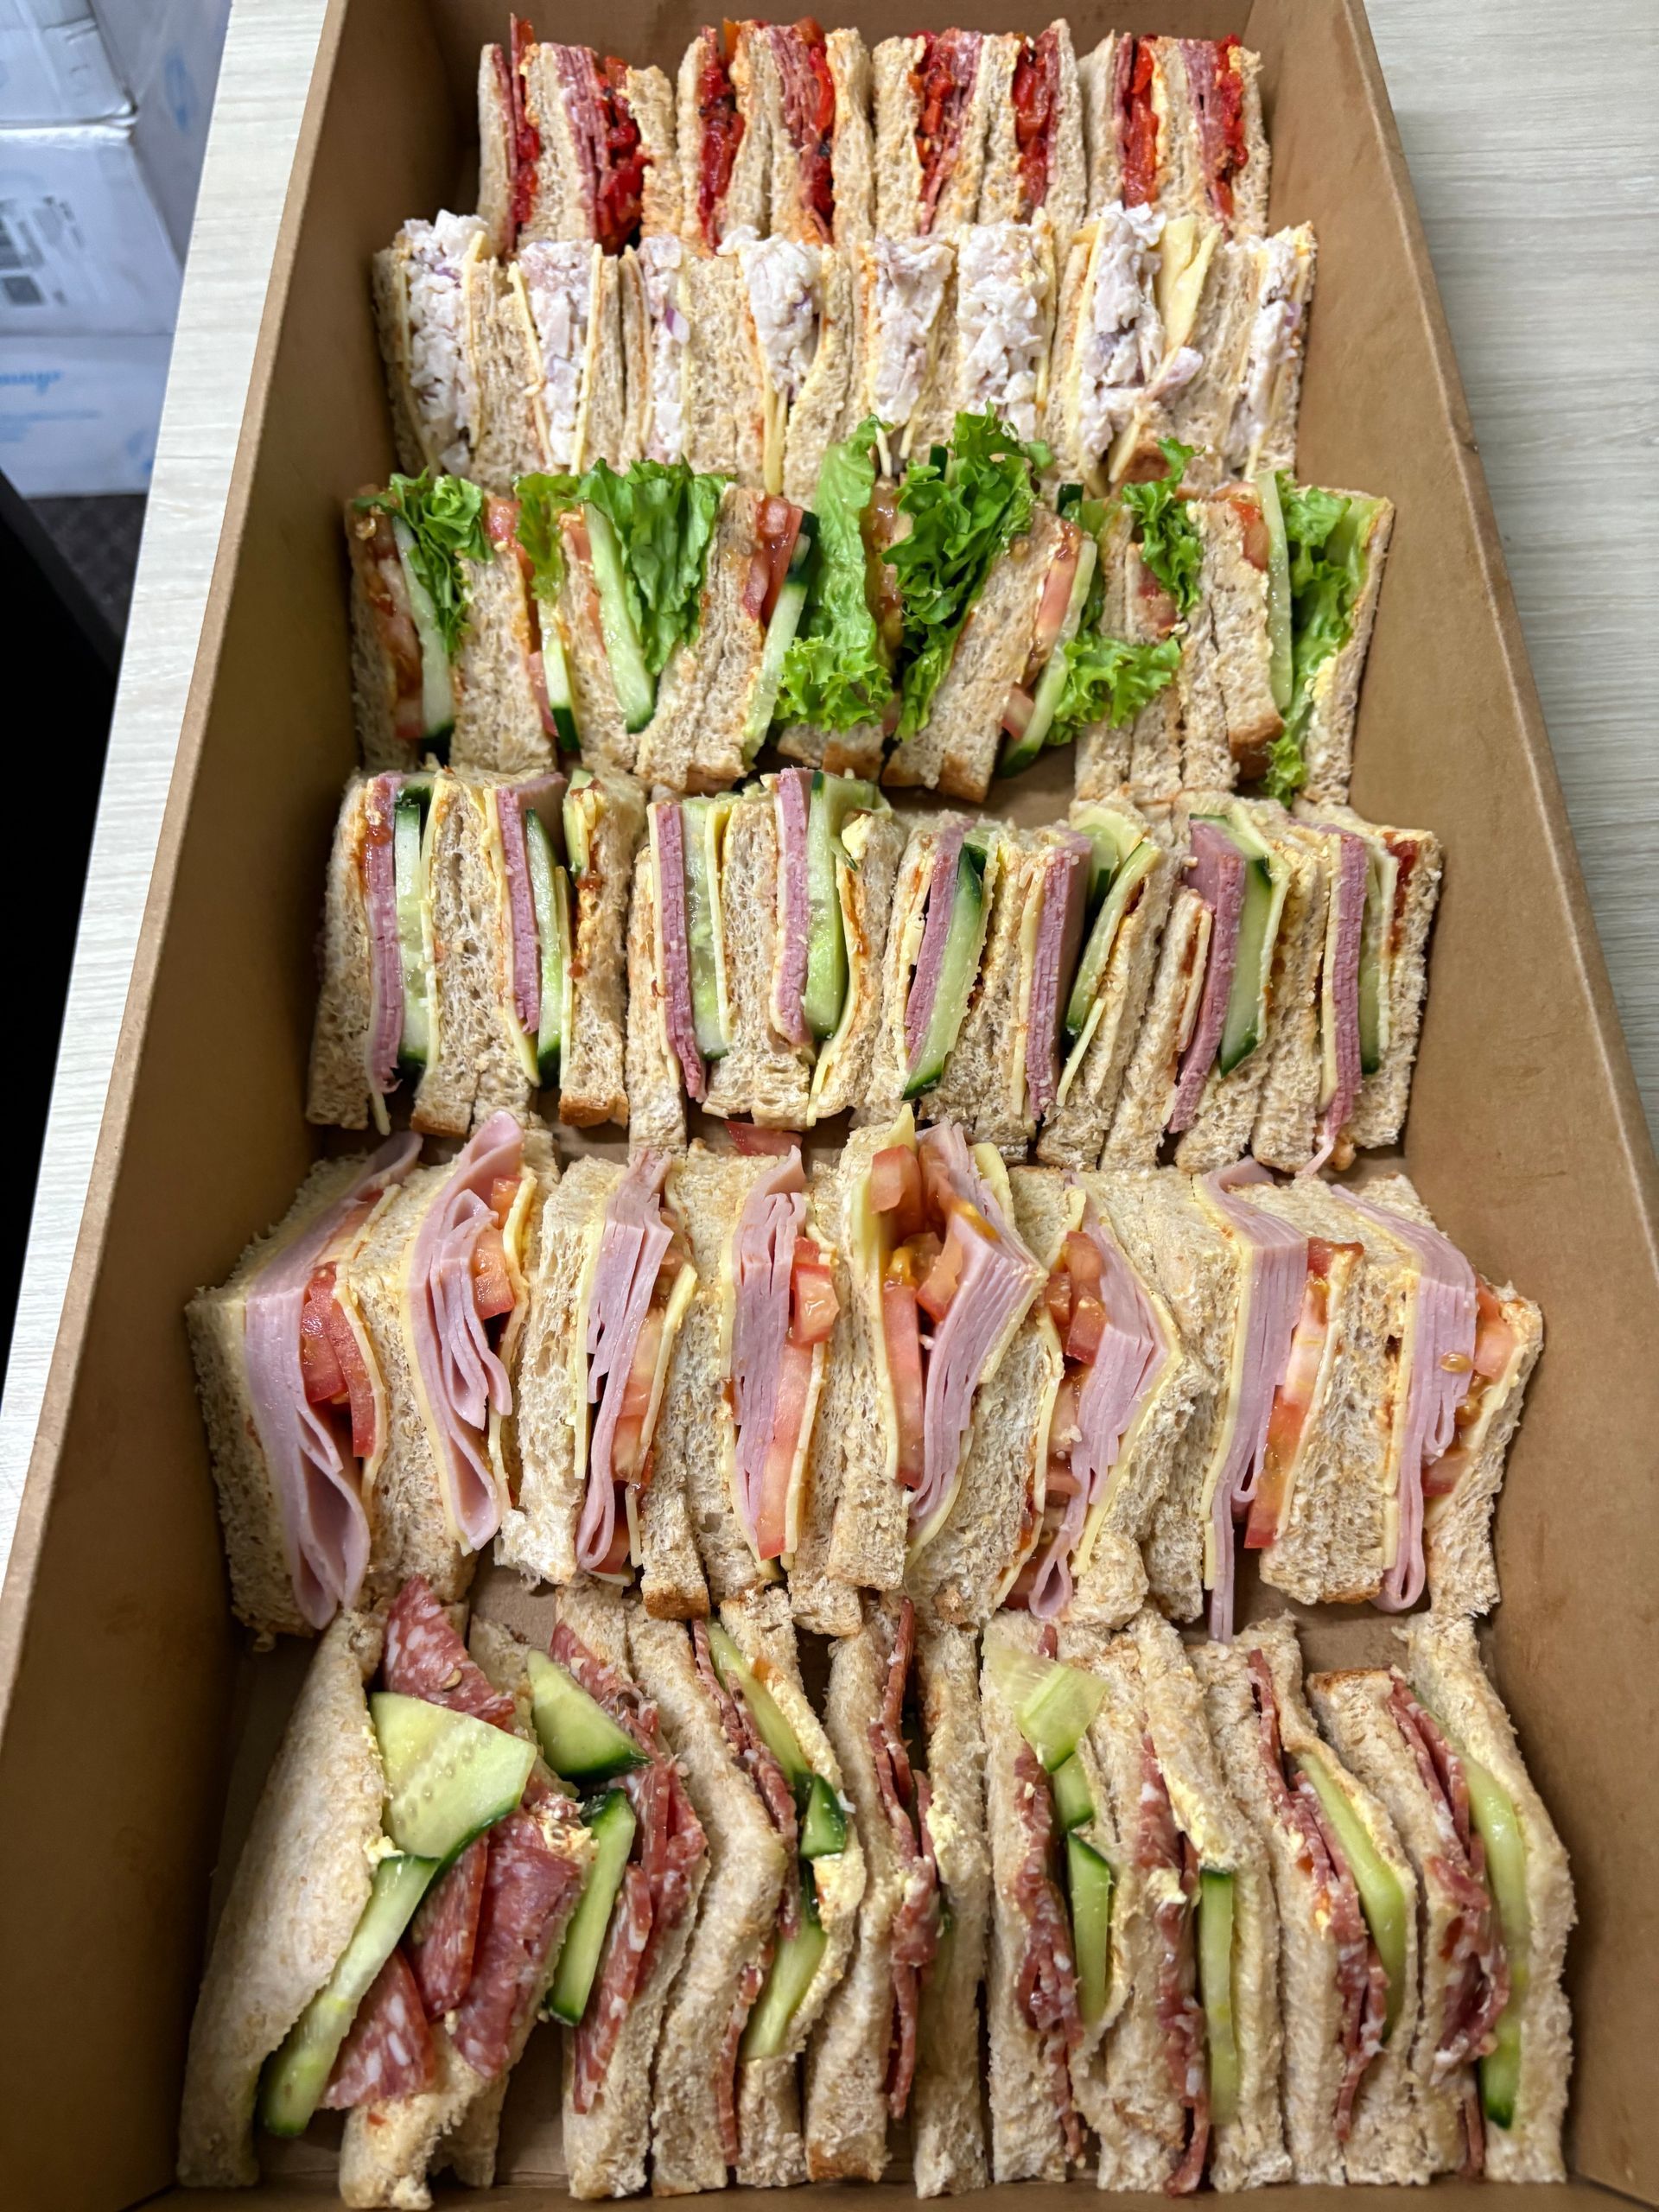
[406,1832,490,2018]
[320,1948,435,2107]
[383,1575,517,1730]
[571,1862,654,2113]
[714,1943,770,2167]
[450,1807,584,2081]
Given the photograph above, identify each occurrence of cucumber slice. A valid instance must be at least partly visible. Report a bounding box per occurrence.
[372,1692,535,1863]
[1356,836,1397,1075]
[804,772,882,1040]
[392,785,433,1076]
[1464,1754,1529,2129]
[584,502,656,733]
[1255,471,1294,716]
[743,513,817,764]
[799,1771,849,1860]
[523,810,569,1089]
[541,613,580,752]
[526,1649,650,1784]
[1198,1867,1240,2126]
[563,768,594,881]
[984,1636,1108,1772]
[1191,810,1286,1075]
[1294,1751,1408,2037]
[1066,1834,1113,2029]
[1000,537,1099,772]
[741,1897,829,2058]
[683,795,734,1059]
[546,1788,639,2025]
[391,514,457,747]
[1062,836,1154,1045]
[903,836,989,1097]
[1050,1753,1096,1834]
[706,1623,815,1794]
[260,1850,437,2136]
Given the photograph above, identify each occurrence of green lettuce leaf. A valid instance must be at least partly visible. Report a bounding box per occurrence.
[889,410,1051,741]
[1052,632,1182,736]
[515,459,727,677]
[1269,474,1377,800]
[1117,438,1201,617]
[356,471,490,660]
[776,418,893,731]
[1262,730,1310,807]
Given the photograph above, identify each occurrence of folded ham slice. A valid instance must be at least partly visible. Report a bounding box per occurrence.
[576,1153,677,1573]
[1027,1204,1169,1619]
[497,774,567,1039]
[362,773,410,1101]
[243,1135,420,1629]
[1168,822,1246,1133]
[406,1110,528,1554]
[1332,1187,1476,1611]
[1198,1162,1306,1641]
[771,768,813,1048]
[652,804,706,1103]
[910,1125,1043,1538]
[729,1152,807,1554]
[905,823,969,1075]
[1024,835,1091,1123]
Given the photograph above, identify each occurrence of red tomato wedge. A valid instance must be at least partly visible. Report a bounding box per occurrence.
[300,1274,347,1406]
[1472,1282,1513,1381]
[881,1274,926,1490]
[726,1121,802,1156]
[754,1338,816,1557]
[471,1225,515,1321]
[610,1307,666,1483]
[1244,1265,1332,1549]
[1043,1266,1072,1335]
[870,1145,925,1239]
[1031,527,1082,665]
[1061,1230,1103,1302]
[791,1243,839,1345]
[1066,1293,1107,1365]
[916,1219,969,1323]
[321,1287,378,1459]
[487,1174,521,1228]
[594,1506,632,1575]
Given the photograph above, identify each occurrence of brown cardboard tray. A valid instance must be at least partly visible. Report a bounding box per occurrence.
[2,1,1656,2207]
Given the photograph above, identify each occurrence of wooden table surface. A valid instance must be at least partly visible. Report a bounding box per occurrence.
[2,0,1656,1551]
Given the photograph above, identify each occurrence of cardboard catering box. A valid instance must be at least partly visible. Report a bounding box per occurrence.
[0,2,1654,2209]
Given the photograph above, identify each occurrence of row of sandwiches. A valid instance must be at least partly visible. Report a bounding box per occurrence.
[453,21,1268,285]
[178,1586,1573,2202]
[306,756,1439,1189]
[346,435,1389,809]
[190,1115,1536,1654]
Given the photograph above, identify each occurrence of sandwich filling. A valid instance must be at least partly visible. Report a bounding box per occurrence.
[1385,1675,1509,2164]
[516,240,600,471]
[548,1623,709,2112]
[1169,820,1245,1128]
[1139,1731,1211,2191]
[864,1116,1044,1548]
[1019,1204,1170,1618]
[692,26,744,247]
[1010,27,1064,219]
[488,495,575,750]
[652,798,711,1101]
[1168,804,1287,1132]
[636,235,690,462]
[353,473,491,759]
[1073,205,1198,477]
[243,1135,418,1629]
[1023,834,1092,1118]
[1179,35,1250,223]
[728,1148,839,1560]
[769,19,836,238]
[399,212,488,473]
[1224,229,1310,476]
[358,770,433,1120]
[1243,1235,1363,1552]
[1332,1185,1477,1610]
[575,1152,696,1577]
[1112,36,1160,208]
[550,44,648,255]
[867,237,952,444]
[1245,1651,1389,2141]
[957,222,1052,444]
[1313,828,1370,1159]
[1421,1281,1524,1510]
[871,1599,944,2118]
[405,1109,537,1553]
[493,15,543,248]
[489,769,572,1087]
[1194,1161,1308,1641]
[910,28,983,233]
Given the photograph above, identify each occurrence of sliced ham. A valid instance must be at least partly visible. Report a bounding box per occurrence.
[1168,823,1246,1133]
[1314,829,1369,1160]
[652,803,706,1103]
[1027,1205,1169,1619]
[910,1126,1043,1535]
[771,769,813,1048]
[1332,1188,1477,1611]
[729,1152,807,1554]
[242,1134,420,1629]
[361,773,409,1099]
[498,773,567,1037]
[1024,835,1092,1122]
[905,823,969,1071]
[576,1153,677,1573]
[406,1110,527,1554]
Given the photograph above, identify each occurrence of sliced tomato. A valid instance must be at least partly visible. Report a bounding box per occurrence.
[755,1337,816,1557]
[471,1225,515,1321]
[1066,1293,1107,1366]
[869,1145,925,1238]
[915,1230,963,1323]
[1049,1373,1081,1455]
[1001,684,1036,741]
[487,1174,521,1229]
[881,1274,926,1490]
[1044,1459,1083,1502]
[791,1243,839,1346]
[610,1307,666,1484]
[727,1121,801,1156]
[1244,1268,1331,1548]
[753,497,804,625]
[1472,1281,1513,1381]
[1030,526,1082,668]
[1044,1265,1073,1336]
[1421,1442,1470,1502]
[594,1503,633,1575]
[299,1272,347,1406]
[320,1289,378,1459]
[1062,1231,1103,1305]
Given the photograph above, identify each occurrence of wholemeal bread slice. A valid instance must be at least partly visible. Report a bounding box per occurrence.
[1101,881,1208,1166]
[677,27,770,249]
[1076,506,1185,810]
[476,244,626,487]
[558,768,645,1129]
[633,1612,790,2194]
[703,788,814,1128]
[1075,35,1128,216]
[806,804,907,1125]
[1154,220,1257,488]
[623,837,685,1154]
[1247,817,1338,1172]
[1155,35,1270,235]
[1398,1615,1575,2183]
[628,485,771,794]
[449,505,557,779]
[1196,1618,1429,2185]
[861,815,982,1127]
[978,25,1086,261]
[747,23,874,250]
[920,821,1029,1152]
[872,31,996,238]
[176,1610,386,2187]
[784,1154,868,1638]
[1297,491,1395,806]
[1179,487,1282,791]
[624,62,680,241]
[1219,226,1318,481]
[372,214,493,480]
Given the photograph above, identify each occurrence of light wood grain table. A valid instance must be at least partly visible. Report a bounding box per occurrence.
[2,0,1656,1559]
